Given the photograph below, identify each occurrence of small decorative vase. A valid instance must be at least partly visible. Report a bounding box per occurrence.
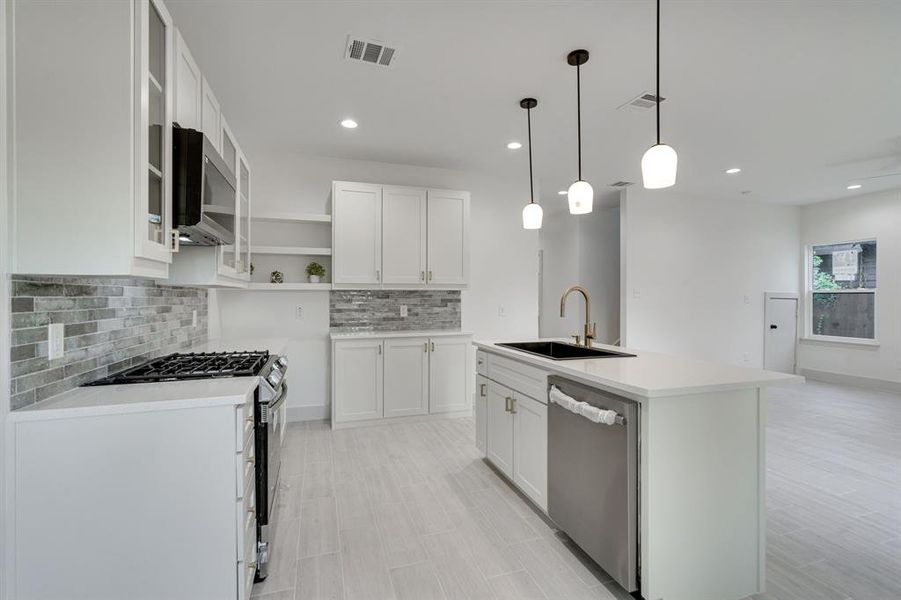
[270,271,284,284]
[309,275,321,283]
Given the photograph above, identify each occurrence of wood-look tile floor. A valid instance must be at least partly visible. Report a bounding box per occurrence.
[253,380,901,600]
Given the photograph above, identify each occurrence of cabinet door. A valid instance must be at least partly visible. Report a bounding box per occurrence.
[513,393,548,510]
[475,375,489,453]
[333,340,383,423]
[486,381,514,478]
[428,336,469,414]
[384,337,429,417]
[333,182,382,285]
[217,117,239,276]
[382,186,426,285]
[236,151,251,280]
[426,189,469,286]
[135,0,174,265]
[201,77,221,150]
[173,29,201,130]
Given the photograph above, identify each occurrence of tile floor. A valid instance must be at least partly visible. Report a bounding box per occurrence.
[252,380,901,600]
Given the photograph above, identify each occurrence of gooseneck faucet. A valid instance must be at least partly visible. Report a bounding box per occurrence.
[560,285,596,348]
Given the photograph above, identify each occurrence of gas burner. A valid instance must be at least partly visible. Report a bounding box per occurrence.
[85,351,270,386]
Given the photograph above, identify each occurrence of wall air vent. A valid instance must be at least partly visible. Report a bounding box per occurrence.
[345,35,398,68]
[609,181,634,188]
[617,92,664,112]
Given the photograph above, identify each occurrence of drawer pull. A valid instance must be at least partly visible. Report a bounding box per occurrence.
[480,383,486,397]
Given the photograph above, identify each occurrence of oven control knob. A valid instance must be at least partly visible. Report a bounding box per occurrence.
[276,356,287,369]
[267,372,281,387]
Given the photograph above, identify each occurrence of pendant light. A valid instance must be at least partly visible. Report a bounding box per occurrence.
[641,0,678,189]
[520,98,543,230]
[566,49,593,214]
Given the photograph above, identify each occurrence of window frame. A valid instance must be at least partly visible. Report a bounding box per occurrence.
[803,237,878,345]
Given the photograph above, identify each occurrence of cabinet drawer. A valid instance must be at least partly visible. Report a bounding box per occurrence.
[236,439,255,500]
[237,488,256,558]
[237,559,255,600]
[476,350,487,376]
[487,353,548,404]
[236,400,254,451]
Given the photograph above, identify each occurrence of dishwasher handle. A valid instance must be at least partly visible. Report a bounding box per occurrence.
[549,385,625,426]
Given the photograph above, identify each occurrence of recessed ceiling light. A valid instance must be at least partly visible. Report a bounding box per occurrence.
[847,184,862,190]
[340,118,358,129]
[725,168,741,174]
[506,141,522,150]
[558,190,568,195]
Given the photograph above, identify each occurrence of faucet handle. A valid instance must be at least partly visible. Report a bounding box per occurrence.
[584,322,597,344]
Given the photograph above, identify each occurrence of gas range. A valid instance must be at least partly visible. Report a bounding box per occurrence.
[84,351,271,385]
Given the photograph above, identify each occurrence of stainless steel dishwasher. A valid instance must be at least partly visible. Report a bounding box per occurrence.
[547,376,639,593]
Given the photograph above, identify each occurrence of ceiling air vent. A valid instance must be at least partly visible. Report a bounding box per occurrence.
[345,35,398,68]
[609,181,633,188]
[618,92,664,112]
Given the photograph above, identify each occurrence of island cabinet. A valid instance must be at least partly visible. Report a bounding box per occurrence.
[330,332,472,428]
[332,181,470,289]
[13,0,178,277]
[476,350,549,511]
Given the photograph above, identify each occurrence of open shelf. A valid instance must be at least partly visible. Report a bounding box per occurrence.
[252,212,332,224]
[250,246,331,256]
[247,282,331,291]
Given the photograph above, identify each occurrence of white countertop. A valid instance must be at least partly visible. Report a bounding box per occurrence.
[330,329,472,340]
[475,339,803,399]
[9,337,290,421]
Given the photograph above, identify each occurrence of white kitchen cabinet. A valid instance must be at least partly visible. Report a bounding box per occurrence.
[427,188,470,286]
[332,181,383,285]
[236,150,252,280]
[486,380,515,478]
[174,28,201,130]
[14,0,176,277]
[429,335,470,414]
[384,337,429,417]
[475,375,488,453]
[201,76,222,150]
[382,186,427,285]
[333,339,384,422]
[512,392,548,510]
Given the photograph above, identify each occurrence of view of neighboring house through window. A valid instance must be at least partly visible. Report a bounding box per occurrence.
[809,240,876,340]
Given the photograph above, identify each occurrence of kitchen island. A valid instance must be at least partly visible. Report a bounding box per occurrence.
[474,338,802,600]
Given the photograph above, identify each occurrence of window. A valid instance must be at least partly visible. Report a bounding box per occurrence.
[808,240,876,340]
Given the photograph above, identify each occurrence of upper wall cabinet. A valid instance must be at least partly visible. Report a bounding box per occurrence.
[201,77,222,151]
[14,0,177,277]
[332,182,470,289]
[173,28,201,130]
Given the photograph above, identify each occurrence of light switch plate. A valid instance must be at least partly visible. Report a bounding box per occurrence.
[48,323,65,360]
[400,305,408,318]
[295,305,304,320]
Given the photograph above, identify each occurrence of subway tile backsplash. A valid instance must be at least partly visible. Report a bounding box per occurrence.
[9,276,207,410]
[330,290,461,332]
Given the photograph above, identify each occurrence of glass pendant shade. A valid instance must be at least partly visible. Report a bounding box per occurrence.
[567,180,593,214]
[522,202,543,229]
[641,143,678,189]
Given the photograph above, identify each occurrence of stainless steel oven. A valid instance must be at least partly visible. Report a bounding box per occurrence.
[254,355,287,581]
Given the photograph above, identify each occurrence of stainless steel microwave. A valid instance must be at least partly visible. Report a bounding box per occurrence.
[172,127,237,245]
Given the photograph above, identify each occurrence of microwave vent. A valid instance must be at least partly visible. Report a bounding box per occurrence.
[345,35,398,67]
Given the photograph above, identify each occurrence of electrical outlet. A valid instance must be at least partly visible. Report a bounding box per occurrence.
[192,310,198,327]
[295,305,304,320]
[743,295,750,305]
[498,305,505,318]
[48,323,65,360]
[400,305,408,318]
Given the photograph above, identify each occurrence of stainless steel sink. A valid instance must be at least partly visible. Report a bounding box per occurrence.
[497,341,636,361]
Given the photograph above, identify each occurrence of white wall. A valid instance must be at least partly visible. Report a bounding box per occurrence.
[539,206,620,343]
[799,189,901,386]
[620,187,801,368]
[212,152,539,418]
[2,0,12,596]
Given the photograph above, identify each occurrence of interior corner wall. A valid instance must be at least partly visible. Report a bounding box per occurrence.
[798,188,901,385]
[212,152,539,419]
[538,206,620,344]
[620,187,801,368]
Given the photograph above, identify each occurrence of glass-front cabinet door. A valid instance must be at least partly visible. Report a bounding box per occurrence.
[237,152,251,280]
[217,120,239,277]
[136,0,174,264]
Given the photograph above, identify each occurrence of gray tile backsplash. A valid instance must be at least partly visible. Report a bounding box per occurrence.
[330,290,461,332]
[9,276,207,410]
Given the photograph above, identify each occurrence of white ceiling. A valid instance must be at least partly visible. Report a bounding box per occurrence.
[168,0,901,206]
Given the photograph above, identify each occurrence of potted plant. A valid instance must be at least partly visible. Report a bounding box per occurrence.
[306,261,326,283]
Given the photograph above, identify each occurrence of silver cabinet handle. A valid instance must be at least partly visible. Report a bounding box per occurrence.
[424,341,428,353]
[428,270,433,281]
[504,396,512,412]
[376,269,381,281]
[480,384,486,397]
[510,397,517,414]
[420,271,425,281]
[430,341,435,352]
[378,344,382,355]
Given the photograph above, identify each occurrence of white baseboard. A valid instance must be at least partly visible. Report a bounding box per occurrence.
[287,404,330,422]
[800,368,901,394]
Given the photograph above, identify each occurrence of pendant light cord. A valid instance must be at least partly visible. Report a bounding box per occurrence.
[656,0,661,146]
[527,106,535,204]
[576,63,582,180]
